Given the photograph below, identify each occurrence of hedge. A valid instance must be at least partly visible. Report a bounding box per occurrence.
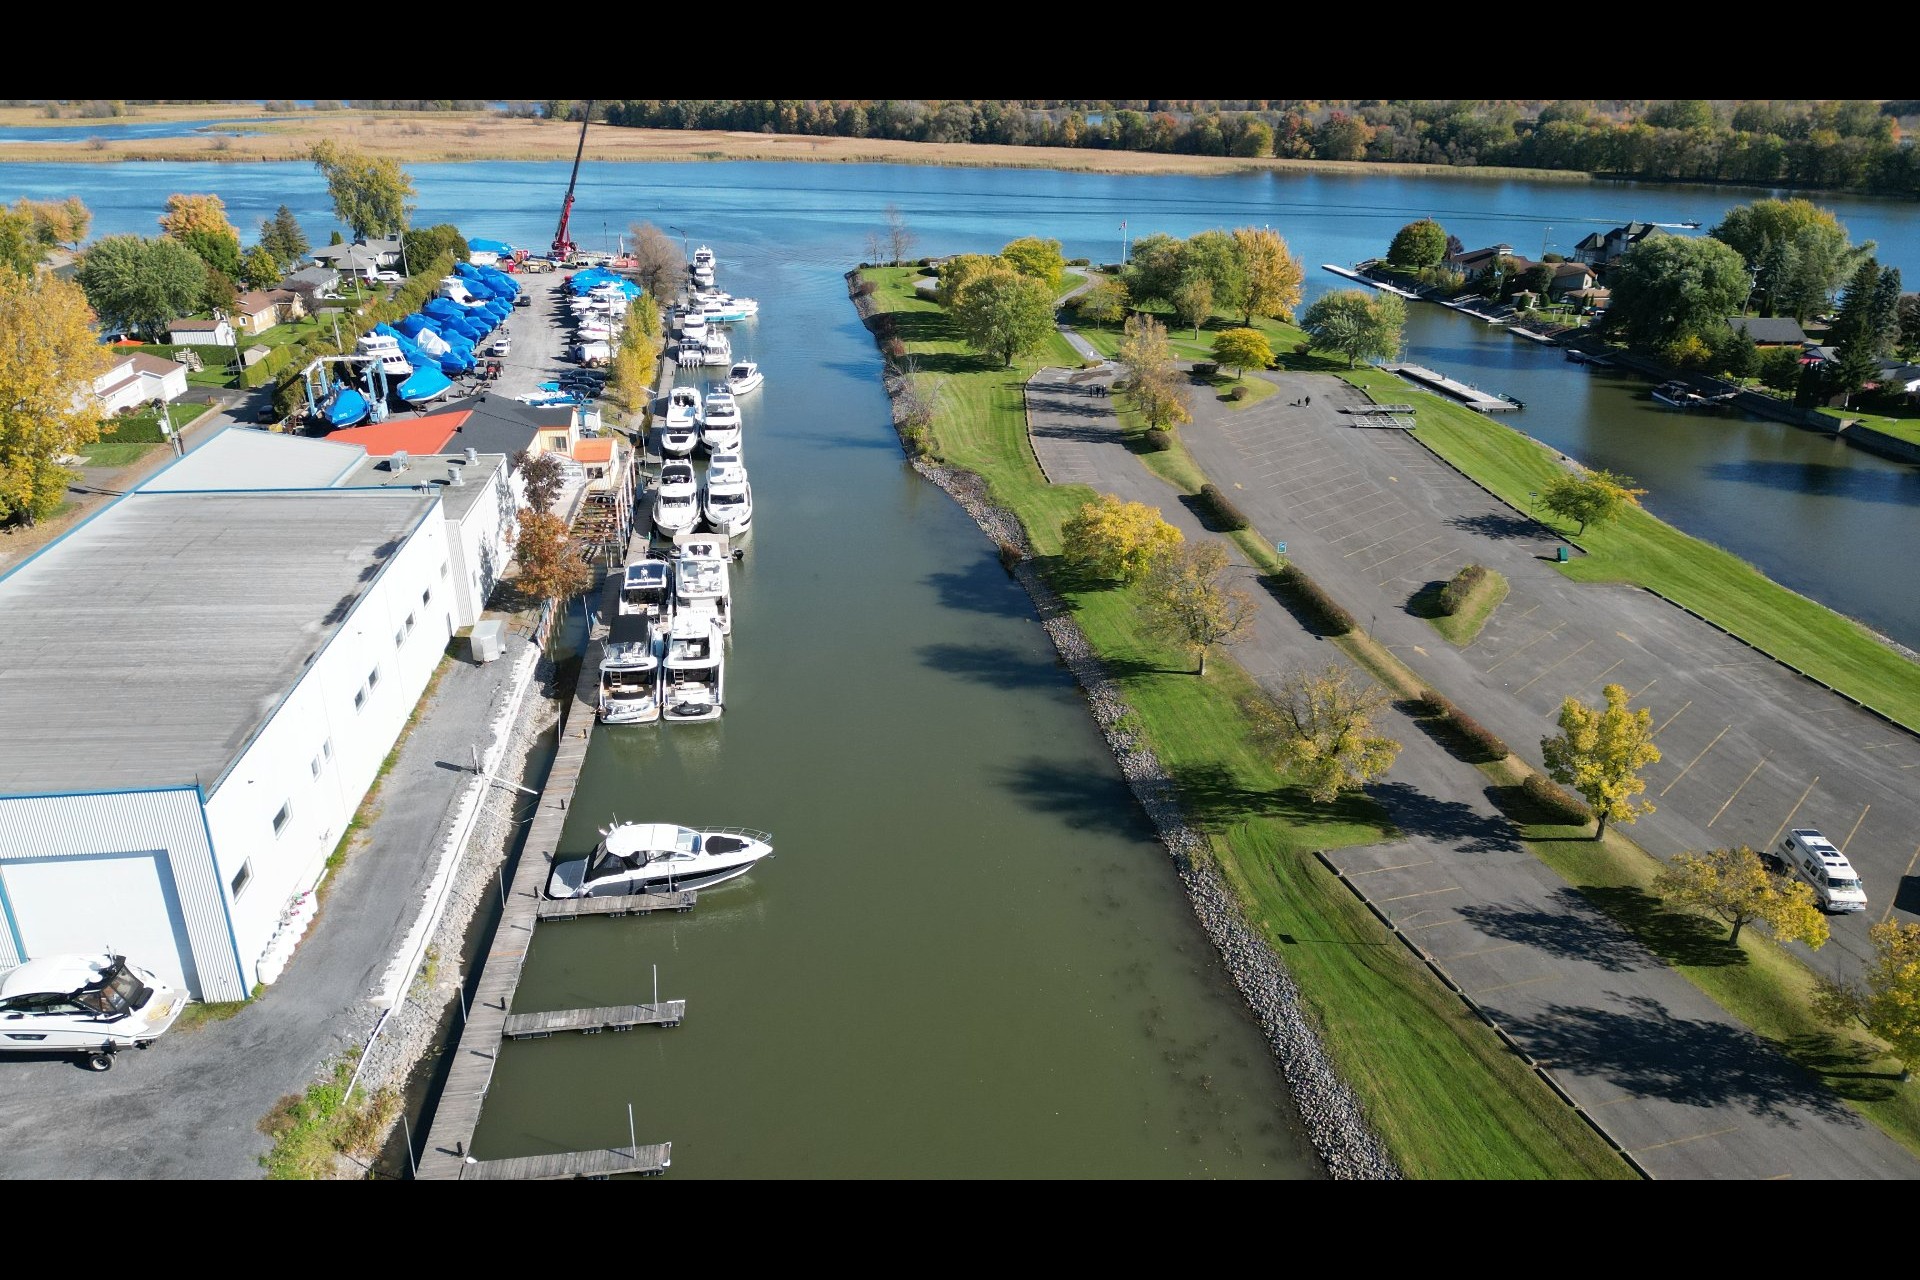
[1520,773,1592,824]
[1439,563,1489,616]
[1199,483,1250,532]
[1268,563,1356,636]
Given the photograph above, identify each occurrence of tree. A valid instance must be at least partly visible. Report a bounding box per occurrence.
[403,223,467,274]
[1183,230,1247,324]
[0,268,111,526]
[1000,236,1065,295]
[512,450,566,514]
[74,235,207,340]
[17,196,90,249]
[624,223,683,301]
[1171,274,1214,339]
[1541,683,1661,838]
[1387,219,1448,271]
[1139,540,1255,675]
[1232,226,1303,326]
[1212,327,1273,379]
[1299,288,1405,367]
[1121,231,1186,307]
[258,204,310,269]
[1539,468,1645,534]
[310,140,416,240]
[0,205,48,277]
[238,244,282,291]
[1814,920,1920,1081]
[950,264,1055,367]
[935,253,999,308]
[1074,276,1129,326]
[1710,197,1865,321]
[158,193,239,247]
[1601,234,1751,348]
[1757,345,1807,395]
[1826,259,1904,406]
[883,203,916,267]
[1653,845,1830,947]
[1118,312,1191,431]
[1059,493,1183,585]
[1245,662,1401,804]
[512,508,592,604]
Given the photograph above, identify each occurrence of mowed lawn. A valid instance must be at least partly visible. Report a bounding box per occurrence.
[866,266,1632,1179]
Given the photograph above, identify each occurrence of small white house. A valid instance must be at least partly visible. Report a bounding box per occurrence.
[92,352,189,415]
[167,317,236,347]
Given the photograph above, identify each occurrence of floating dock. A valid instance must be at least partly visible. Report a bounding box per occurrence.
[537,890,697,921]
[502,1000,686,1038]
[460,1145,672,1180]
[1320,264,1421,298]
[1388,364,1522,412]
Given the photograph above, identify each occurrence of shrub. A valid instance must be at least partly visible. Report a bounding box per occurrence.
[1444,709,1509,762]
[1228,384,1249,402]
[1411,689,1453,719]
[1270,564,1356,635]
[853,279,876,297]
[1190,361,1219,379]
[997,540,1024,571]
[883,338,907,360]
[1438,563,1488,616]
[1521,772,1593,823]
[1199,484,1250,532]
[1143,427,1171,452]
[1067,257,1091,267]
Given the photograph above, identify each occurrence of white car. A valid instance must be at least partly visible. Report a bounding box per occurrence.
[0,953,187,1071]
[372,270,404,285]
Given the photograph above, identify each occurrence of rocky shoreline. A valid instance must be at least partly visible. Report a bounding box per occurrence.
[911,460,1398,1180]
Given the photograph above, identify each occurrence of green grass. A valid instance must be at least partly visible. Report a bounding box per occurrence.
[76,442,162,468]
[1826,408,1920,446]
[866,266,1633,1180]
[258,1052,399,1179]
[173,998,249,1032]
[1415,569,1510,646]
[1326,367,1920,733]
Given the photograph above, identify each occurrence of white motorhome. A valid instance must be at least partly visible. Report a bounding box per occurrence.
[1777,829,1868,913]
[0,953,186,1070]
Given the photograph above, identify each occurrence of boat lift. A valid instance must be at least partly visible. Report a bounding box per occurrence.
[298,353,390,429]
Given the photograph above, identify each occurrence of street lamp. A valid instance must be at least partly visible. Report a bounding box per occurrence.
[668,224,688,261]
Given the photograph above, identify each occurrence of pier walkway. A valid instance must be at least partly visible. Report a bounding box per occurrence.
[1388,363,1520,411]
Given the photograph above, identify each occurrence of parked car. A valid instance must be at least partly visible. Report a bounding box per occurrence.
[488,338,511,357]
[371,270,404,285]
[514,294,532,308]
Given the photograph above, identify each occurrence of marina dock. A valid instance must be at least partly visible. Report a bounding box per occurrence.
[502,1000,686,1038]
[1388,364,1522,412]
[460,1145,672,1180]
[1320,264,1421,298]
[537,889,697,921]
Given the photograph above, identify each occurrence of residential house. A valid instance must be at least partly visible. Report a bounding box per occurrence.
[1446,243,1522,281]
[571,434,624,493]
[1546,262,1598,301]
[92,352,189,415]
[1572,222,1667,269]
[313,238,402,281]
[1871,359,1920,400]
[282,265,341,304]
[1724,316,1808,348]
[167,316,236,347]
[231,289,302,336]
[1562,286,1611,314]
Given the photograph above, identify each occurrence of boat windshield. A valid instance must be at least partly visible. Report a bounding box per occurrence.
[73,961,150,1018]
[587,843,654,878]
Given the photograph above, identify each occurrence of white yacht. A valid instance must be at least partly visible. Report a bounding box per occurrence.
[354,330,414,382]
[699,389,743,454]
[672,532,733,637]
[689,245,717,289]
[677,308,708,342]
[725,361,764,396]
[696,329,733,367]
[0,953,187,1071]
[545,822,772,898]
[692,290,759,322]
[597,636,662,725]
[617,555,672,629]
[652,461,701,539]
[660,612,726,722]
[659,386,702,457]
[702,458,753,539]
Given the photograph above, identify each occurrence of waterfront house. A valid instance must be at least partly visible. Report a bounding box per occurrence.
[1725,316,1808,348]
[1547,262,1599,301]
[1572,222,1667,269]
[282,265,341,302]
[1446,243,1521,281]
[167,316,235,347]
[91,351,188,414]
[232,288,302,336]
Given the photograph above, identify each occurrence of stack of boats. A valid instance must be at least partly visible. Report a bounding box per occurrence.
[674,247,758,368]
[597,532,737,727]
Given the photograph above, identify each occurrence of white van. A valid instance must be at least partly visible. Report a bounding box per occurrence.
[1778,829,1868,913]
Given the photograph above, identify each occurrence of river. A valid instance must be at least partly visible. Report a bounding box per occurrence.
[6,157,1917,1173]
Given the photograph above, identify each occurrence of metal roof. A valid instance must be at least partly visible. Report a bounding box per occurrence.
[0,489,438,797]
[337,451,507,523]
[139,426,368,492]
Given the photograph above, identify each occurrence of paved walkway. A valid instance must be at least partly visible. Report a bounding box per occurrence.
[1023,356,1920,1179]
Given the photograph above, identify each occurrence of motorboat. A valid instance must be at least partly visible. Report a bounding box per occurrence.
[672,531,733,637]
[545,821,772,898]
[659,386,702,456]
[678,309,708,341]
[725,361,764,396]
[699,389,742,454]
[694,329,732,368]
[395,364,454,408]
[617,554,673,629]
[692,289,758,322]
[597,636,663,725]
[355,330,414,383]
[690,245,716,289]
[702,459,753,538]
[652,462,701,539]
[1651,380,1707,409]
[0,953,187,1071]
[660,611,726,722]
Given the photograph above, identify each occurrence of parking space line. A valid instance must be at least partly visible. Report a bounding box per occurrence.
[1344,527,1427,560]
[1632,1125,1740,1155]
[1348,858,1433,877]
[1660,724,1730,796]
[1631,677,1659,700]
[1444,941,1526,960]
[1764,775,1821,846]
[1486,626,1565,672]
[1707,755,1772,828]
[1513,640,1594,695]
[1471,973,1560,996]
[1381,885,1463,904]
[1360,534,1444,570]
[1884,842,1920,923]
[1651,700,1693,738]
[1403,916,1469,932]
[1840,804,1870,854]
[1582,659,1625,694]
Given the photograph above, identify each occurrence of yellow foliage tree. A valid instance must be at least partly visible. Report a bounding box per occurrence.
[1232,226,1304,326]
[0,267,112,526]
[1119,312,1191,431]
[1814,920,1920,1081]
[1060,493,1182,585]
[513,508,593,604]
[1653,845,1830,947]
[1139,539,1255,674]
[1246,662,1401,803]
[158,193,239,245]
[1541,682,1661,837]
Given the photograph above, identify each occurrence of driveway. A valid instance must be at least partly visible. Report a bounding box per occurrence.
[1023,363,1920,1179]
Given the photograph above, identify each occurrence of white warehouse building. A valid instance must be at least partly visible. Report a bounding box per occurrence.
[0,487,451,1001]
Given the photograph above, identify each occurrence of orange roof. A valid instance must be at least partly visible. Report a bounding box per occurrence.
[572,437,615,464]
[323,416,459,456]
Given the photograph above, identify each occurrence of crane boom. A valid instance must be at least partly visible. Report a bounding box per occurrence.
[551,100,595,263]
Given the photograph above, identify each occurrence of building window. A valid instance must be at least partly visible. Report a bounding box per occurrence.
[354,686,367,712]
[367,664,381,692]
[231,861,252,898]
[394,626,405,649]
[440,560,449,579]
[272,801,293,837]
[405,612,416,636]
[323,737,333,761]
[423,586,433,607]
[311,752,324,779]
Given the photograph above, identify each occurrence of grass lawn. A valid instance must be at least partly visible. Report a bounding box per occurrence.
[866,265,1633,1179]
[77,442,163,468]
[1413,569,1510,646]
[1824,408,1920,446]
[1328,367,1920,733]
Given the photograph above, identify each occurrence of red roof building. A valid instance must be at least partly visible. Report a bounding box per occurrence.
[322,415,464,457]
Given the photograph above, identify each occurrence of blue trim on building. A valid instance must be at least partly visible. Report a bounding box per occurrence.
[0,783,201,803]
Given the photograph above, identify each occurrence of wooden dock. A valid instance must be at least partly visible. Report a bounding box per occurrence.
[1388,364,1522,412]
[537,889,697,921]
[502,1000,686,1038]
[460,1144,672,1179]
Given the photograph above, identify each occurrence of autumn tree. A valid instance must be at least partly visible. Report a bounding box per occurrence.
[1814,920,1920,1081]
[238,244,282,291]
[512,508,592,604]
[74,235,208,340]
[935,253,1000,308]
[1246,662,1401,804]
[1074,276,1129,327]
[883,203,916,266]
[1118,312,1191,431]
[0,268,112,526]
[1213,328,1274,380]
[1300,288,1405,367]
[258,204,310,269]
[512,449,566,514]
[1139,539,1255,675]
[0,205,49,277]
[1539,468,1645,534]
[16,196,90,250]
[624,223,683,301]
[1000,235,1065,295]
[1541,683,1661,838]
[950,264,1055,367]
[159,193,240,248]
[1183,230,1247,324]
[1172,275,1214,340]
[1387,218,1448,271]
[1060,493,1183,585]
[1654,845,1830,947]
[310,139,417,240]
[1232,225,1303,326]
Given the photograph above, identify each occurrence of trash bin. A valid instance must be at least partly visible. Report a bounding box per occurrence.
[469,619,505,663]
[1556,546,1569,563]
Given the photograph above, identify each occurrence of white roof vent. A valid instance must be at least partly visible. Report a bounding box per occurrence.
[448,465,464,487]
[465,446,479,464]
[388,450,410,473]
